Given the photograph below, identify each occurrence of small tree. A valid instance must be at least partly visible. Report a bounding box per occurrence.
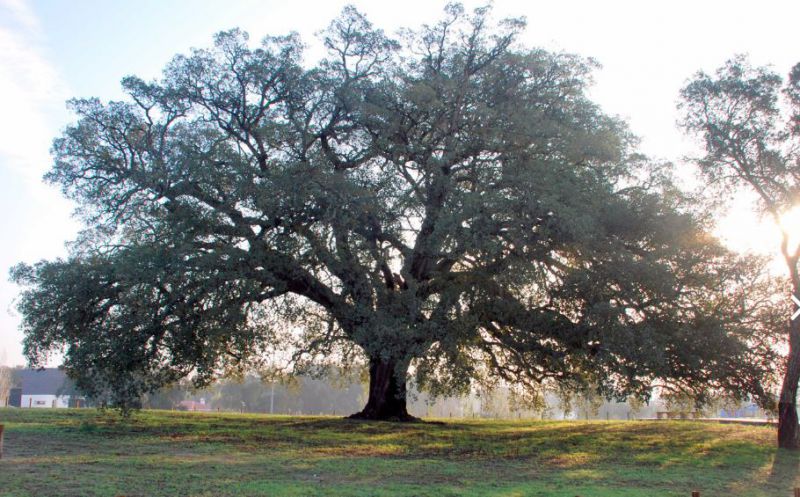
[0,367,14,407]
[680,56,800,448]
[12,6,774,420]
[576,387,604,420]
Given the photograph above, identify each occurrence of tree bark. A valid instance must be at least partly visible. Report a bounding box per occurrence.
[349,356,417,421]
[778,317,800,449]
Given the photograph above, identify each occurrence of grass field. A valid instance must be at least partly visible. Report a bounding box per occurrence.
[0,408,798,497]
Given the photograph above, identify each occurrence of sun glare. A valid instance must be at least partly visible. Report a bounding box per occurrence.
[716,202,778,255]
[779,205,800,253]
[715,200,800,274]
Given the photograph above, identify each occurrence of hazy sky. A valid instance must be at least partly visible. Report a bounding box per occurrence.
[1,0,798,366]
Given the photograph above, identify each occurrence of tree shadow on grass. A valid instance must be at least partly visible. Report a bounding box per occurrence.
[766,448,800,495]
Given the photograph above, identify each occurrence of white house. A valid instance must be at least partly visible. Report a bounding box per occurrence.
[11,368,79,408]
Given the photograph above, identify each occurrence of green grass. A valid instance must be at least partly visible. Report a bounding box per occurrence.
[0,408,797,496]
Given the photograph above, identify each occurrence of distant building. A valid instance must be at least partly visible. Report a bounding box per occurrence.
[8,368,84,408]
[719,403,761,419]
[178,398,211,412]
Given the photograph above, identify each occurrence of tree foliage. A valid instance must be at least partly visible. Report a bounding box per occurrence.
[12,5,775,418]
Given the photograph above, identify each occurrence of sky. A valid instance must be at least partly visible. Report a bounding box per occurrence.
[1,0,799,366]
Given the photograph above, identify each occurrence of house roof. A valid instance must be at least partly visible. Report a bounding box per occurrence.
[15,368,77,396]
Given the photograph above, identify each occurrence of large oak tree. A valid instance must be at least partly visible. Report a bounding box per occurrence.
[13,6,773,420]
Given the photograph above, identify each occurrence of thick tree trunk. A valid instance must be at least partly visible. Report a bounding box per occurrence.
[778,318,800,449]
[349,356,417,421]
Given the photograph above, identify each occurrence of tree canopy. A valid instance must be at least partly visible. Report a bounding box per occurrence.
[12,5,774,419]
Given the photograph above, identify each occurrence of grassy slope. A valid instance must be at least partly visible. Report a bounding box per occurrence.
[0,408,797,497]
